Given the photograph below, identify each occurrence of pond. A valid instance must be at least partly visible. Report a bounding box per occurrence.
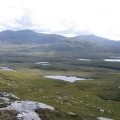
[78,59,91,62]
[104,59,120,62]
[35,62,50,65]
[44,75,88,82]
[0,67,15,71]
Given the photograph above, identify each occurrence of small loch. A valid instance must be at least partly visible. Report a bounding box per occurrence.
[104,59,120,62]
[44,75,89,82]
[35,62,50,65]
[0,67,16,72]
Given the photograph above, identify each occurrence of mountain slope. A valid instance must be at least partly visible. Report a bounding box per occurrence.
[0,30,66,44]
[0,30,120,58]
[68,35,120,54]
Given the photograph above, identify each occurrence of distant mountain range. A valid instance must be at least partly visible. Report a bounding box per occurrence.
[0,30,66,44]
[0,30,120,58]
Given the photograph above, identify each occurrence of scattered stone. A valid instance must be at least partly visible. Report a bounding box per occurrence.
[0,92,19,106]
[0,92,19,100]
[80,100,84,103]
[100,109,105,113]
[97,117,113,120]
[67,111,76,116]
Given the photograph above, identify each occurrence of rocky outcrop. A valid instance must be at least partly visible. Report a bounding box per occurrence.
[0,92,54,120]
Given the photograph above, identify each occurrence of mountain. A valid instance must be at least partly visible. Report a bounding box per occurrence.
[0,30,66,44]
[0,30,120,58]
[68,35,120,54]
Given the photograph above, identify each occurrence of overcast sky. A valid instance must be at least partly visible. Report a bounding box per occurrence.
[0,0,120,40]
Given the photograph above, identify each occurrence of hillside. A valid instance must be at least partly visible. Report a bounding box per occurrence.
[68,35,120,57]
[0,30,120,58]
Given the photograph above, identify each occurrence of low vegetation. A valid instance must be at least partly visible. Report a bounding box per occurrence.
[0,56,120,120]
[36,109,97,120]
[0,110,17,120]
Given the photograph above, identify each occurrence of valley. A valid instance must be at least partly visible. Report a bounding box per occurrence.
[0,30,120,120]
[0,55,120,120]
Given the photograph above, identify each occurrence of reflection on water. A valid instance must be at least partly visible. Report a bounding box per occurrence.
[44,75,87,82]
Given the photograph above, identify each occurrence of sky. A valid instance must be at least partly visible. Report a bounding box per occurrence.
[0,0,120,40]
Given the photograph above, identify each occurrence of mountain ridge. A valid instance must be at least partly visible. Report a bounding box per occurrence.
[0,29,120,57]
[0,29,119,41]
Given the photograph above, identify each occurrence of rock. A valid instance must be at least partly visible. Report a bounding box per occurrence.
[5,101,54,112]
[67,111,76,116]
[100,108,105,113]
[0,92,19,106]
[0,92,19,100]
[16,111,41,120]
[0,92,54,120]
[1,100,54,120]
[97,117,113,120]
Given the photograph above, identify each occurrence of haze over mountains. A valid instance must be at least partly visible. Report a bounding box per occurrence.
[0,30,120,58]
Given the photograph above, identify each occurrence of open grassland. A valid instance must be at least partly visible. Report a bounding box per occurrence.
[0,57,120,120]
